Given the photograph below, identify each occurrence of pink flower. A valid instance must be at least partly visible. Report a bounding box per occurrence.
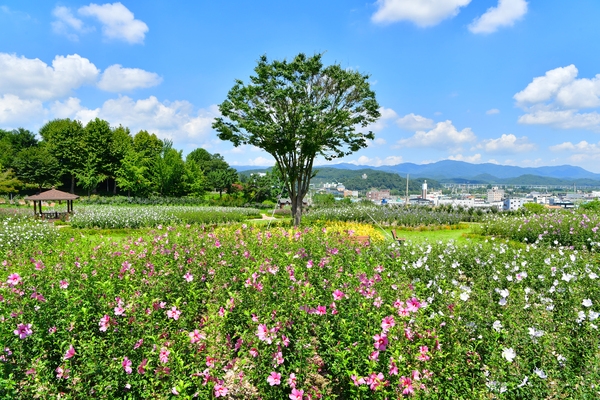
[289,388,304,400]
[389,361,398,375]
[351,375,366,386]
[274,350,284,365]
[406,297,422,312]
[122,357,133,374]
[214,383,228,397]
[281,335,290,347]
[381,316,395,332]
[134,338,144,349]
[288,373,297,388]
[14,323,32,339]
[59,280,69,289]
[218,306,225,317]
[206,356,216,368]
[7,273,21,286]
[63,345,76,360]
[366,372,386,391]
[333,290,344,300]
[369,350,380,361]
[256,324,272,343]
[189,329,206,344]
[159,347,170,364]
[99,315,111,332]
[183,272,193,282]
[137,358,147,374]
[114,305,125,316]
[55,366,69,379]
[166,306,181,320]
[267,371,281,386]
[316,305,326,315]
[373,333,388,351]
[249,348,259,357]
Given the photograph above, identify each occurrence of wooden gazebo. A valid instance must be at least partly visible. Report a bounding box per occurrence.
[25,188,79,219]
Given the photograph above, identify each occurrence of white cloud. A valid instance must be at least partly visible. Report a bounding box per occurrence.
[515,65,600,131]
[240,156,275,166]
[51,95,219,143]
[396,113,435,131]
[486,108,500,115]
[52,6,88,41]
[514,65,578,106]
[0,53,99,101]
[348,155,403,166]
[475,134,536,153]
[549,140,600,154]
[518,110,600,130]
[368,106,398,131]
[78,2,148,44]
[372,0,471,26]
[0,94,45,126]
[469,0,528,34]
[97,64,162,92]
[395,120,476,149]
[374,138,387,145]
[448,153,482,163]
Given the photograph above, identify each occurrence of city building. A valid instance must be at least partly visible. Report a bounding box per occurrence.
[487,187,504,203]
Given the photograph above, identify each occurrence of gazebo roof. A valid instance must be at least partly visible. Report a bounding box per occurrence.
[25,188,79,201]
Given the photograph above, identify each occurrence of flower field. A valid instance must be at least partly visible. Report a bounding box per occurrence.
[479,211,600,251]
[1,214,600,399]
[304,204,486,226]
[70,206,262,229]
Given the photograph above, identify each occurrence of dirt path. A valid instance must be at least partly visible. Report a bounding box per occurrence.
[260,213,276,220]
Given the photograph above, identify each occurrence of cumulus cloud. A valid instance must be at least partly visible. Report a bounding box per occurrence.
[367,106,398,132]
[394,120,476,149]
[549,140,600,154]
[514,65,578,106]
[486,108,500,115]
[78,2,148,44]
[51,95,219,143]
[374,138,387,145]
[0,53,99,101]
[350,155,403,166]
[515,65,600,131]
[396,113,435,131]
[372,0,471,26]
[469,0,528,34]
[448,153,482,163]
[97,64,162,92]
[517,110,600,130]
[233,156,275,166]
[0,94,45,126]
[475,134,536,153]
[52,6,88,41]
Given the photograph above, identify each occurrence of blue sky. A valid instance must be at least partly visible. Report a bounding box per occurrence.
[2,1,600,172]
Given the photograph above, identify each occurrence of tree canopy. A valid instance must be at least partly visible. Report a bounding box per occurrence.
[213,53,380,225]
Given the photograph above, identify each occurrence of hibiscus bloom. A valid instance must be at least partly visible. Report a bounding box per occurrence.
[14,323,32,339]
[64,345,76,360]
[267,371,281,386]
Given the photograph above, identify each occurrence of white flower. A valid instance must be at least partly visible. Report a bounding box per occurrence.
[562,273,575,282]
[517,376,529,387]
[576,311,586,323]
[501,347,516,363]
[528,327,544,339]
[499,298,507,306]
[492,320,503,332]
[589,272,598,280]
[582,299,593,307]
[499,289,509,298]
[589,310,599,321]
[533,368,547,379]
[459,292,470,301]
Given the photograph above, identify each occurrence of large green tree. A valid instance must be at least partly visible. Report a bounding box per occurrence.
[213,53,380,225]
[39,119,85,193]
[12,146,61,191]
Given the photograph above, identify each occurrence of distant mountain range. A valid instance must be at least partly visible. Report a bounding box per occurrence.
[235,160,600,186]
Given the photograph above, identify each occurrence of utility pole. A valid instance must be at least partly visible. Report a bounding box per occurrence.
[405,174,409,207]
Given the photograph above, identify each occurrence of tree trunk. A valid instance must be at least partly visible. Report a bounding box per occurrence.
[113,179,118,194]
[70,174,75,194]
[291,194,303,226]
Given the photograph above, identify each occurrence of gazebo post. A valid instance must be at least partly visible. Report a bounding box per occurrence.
[33,201,37,216]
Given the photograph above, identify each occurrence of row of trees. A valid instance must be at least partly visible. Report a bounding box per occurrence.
[0,120,252,198]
